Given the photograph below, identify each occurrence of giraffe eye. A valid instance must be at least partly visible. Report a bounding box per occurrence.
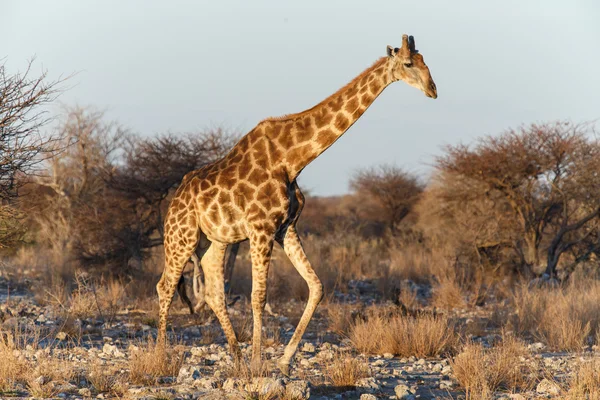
[404,63,413,68]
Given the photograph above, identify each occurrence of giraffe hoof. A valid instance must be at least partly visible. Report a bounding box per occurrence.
[278,361,290,377]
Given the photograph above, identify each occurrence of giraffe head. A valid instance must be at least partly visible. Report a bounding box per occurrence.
[386,34,437,99]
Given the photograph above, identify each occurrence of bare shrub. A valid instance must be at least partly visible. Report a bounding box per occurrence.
[0,333,27,392]
[87,360,121,394]
[128,340,185,385]
[350,312,458,357]
[431,276,466,310]
[451,335,536,399]
[511,281,600,351]
[567,359,600,399]
[350,165,423,236]
[324,351,370,388]
[326,302,357,336]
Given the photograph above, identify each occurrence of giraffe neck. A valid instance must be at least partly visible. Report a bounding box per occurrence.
[260,57,394,180]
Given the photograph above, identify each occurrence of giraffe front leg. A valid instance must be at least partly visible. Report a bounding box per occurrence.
[278,226,323,375]
[202,242,242,361]
[249,232,274,372]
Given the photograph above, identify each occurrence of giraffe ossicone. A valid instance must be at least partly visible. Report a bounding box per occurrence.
[156,34,437,374]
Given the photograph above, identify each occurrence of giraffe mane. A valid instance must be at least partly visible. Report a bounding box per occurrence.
[259,57,387,124]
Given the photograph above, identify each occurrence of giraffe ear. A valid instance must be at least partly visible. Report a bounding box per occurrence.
[386,45,398,57]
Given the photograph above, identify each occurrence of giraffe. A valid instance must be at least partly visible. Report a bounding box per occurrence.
[156,34,437,374]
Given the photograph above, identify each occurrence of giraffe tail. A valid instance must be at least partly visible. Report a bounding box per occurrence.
[177,275,195,315]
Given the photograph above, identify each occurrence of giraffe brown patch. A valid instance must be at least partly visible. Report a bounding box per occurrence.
[287,144,314,166]
[345,97,359,113]
[369,81,382,94]
[277,124,296,149]
[266,124,282,139]
[217,168,236,190]
[191,180,200,195]
[346,86,359,98]
[237,136,250,154]
[255,154,270,170]
[295,117,314,143]
[361,93,374,105]
[316,129,338,147]
[314,108,332,128]
[206,172,218,185]
[218,191,232,204]
[328,97,344,112]
[238,165,251,180]
[253,137,267,155]
[334,114,350,131]
[200,179,211,191]
[247,202,267,220]
[267,140,283,163]
[228,152,243,165]
[247,168,269,185]
[256,181,278,205]
[236,181,256,200]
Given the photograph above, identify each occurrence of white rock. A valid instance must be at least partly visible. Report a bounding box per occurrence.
[439,379,454,389]
[394,383,414,399]
[301,342,315,353]
[383,353,394,359]
[536,378,560,395]
[360,394,377,400]
[223,378,239,391]
[356,377,380,392]
[286,380,310,399]
[177,365,201,383]
[55,331,67,341]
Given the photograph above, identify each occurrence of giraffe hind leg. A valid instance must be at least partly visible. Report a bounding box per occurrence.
[156,223,200,346]
[177,275,195,315]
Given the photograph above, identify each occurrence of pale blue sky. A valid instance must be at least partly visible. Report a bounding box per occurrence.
[2,1,599,195]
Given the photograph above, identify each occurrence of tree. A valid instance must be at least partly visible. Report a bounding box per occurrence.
[0,59,66,201]
[350,165,424,235]
[435,121,600,278]
[30,107,238,274]
[0,59,66,248]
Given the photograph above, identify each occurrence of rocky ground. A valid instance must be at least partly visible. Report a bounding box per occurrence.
[0,276,598,399]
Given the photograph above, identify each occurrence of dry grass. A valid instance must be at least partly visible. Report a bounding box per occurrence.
[451,334,537,400]
[326,302,357,335]
[128,340,185,385]
[511,281,600,351]
[0,333,27,393]
[87,360,122,394]
[431,276,466,310]
[349,312,458,357]
[566,359,600,399]
[324,351,370,388]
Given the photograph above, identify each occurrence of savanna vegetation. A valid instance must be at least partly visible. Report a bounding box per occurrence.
[2,59,600,399]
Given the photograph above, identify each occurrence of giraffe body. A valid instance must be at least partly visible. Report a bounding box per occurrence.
[157,34,437,373]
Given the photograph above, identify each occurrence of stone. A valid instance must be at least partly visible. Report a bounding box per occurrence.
[55,331,68,341]
[245,378,285,397]
[383,352,394,359]
[355,377,380,392]
[394,383,414,399]
[177,365,202,383]
[286,380,310,400]
[222,378,237,390]
[301,342,315,353]
[439,379,454,389]
[536,378,560,395]
[360,394,377,400]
